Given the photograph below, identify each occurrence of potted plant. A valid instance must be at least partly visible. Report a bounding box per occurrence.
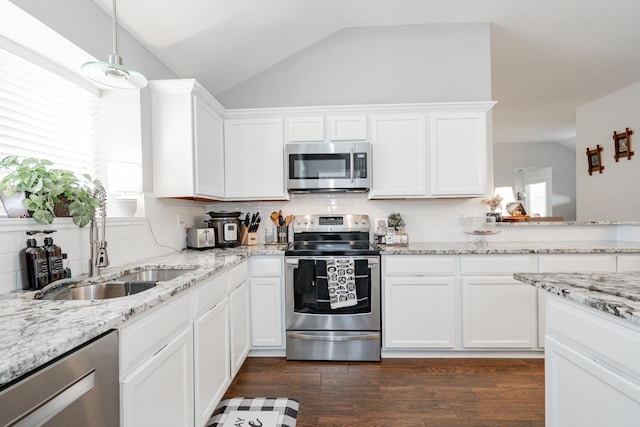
[387,212,406,231]
[0,156,101,227]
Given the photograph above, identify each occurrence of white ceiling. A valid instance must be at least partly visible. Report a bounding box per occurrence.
[98,0,640,147]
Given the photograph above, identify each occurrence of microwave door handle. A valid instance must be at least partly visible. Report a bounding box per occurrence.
[350,147,354,183]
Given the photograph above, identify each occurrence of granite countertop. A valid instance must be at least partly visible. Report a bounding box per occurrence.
[514,272,640,327]
[379,240,640,255]
[0,244,285,387]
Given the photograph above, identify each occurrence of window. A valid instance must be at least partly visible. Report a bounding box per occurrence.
[0,48,97,216]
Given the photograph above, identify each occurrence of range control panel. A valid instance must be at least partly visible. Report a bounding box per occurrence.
[292,214,369,233]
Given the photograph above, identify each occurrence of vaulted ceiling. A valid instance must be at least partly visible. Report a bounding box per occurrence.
[97,0,640,148]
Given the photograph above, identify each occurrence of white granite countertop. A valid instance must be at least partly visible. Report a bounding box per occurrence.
[514,272,640,327]
[0,244,285,387]
[379,240,640,254]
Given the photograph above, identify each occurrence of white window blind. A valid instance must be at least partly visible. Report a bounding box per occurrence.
[0,48,97,177]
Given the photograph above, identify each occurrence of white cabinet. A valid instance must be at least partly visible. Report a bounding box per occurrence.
[192,274,230,427]
[228,262,250,376]
[462,277,538,348]
[545,296,640,427]
[369,113,427,198]
[224,118,286,200]
[328,115,367,141]
[384,276,456,348]
[538,254,617,273]
[461,255,538,348]
[286,116,324,141]
[429,111,488,196]
[120,294,193,427]
[250,256,284,348]
[382,255,457,349]
[149,79,225,200]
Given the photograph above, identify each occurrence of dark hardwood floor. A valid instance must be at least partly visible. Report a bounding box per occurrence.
[223,357,545,427]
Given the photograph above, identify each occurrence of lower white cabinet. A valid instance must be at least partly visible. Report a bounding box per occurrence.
[250,256,284,349]
[119,293,194,427]
[383,276,456,348]
[230,280,250,376]
[545,295,640,427]
[462,277,538,348]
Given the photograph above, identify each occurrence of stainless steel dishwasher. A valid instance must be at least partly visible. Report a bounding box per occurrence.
[0,330,119,427]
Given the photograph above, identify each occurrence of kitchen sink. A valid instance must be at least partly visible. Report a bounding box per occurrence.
[117,268,196,283]
[38,267,198,301]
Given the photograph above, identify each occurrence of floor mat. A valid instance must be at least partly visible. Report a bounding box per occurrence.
[207,397,299,427]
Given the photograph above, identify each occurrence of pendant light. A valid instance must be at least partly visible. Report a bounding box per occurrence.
[81,0,147,89]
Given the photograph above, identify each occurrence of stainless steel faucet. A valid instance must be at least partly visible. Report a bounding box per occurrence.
[89,183,109,277]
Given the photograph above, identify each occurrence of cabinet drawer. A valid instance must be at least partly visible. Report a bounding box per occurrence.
[384,255,456,275]
[461,255,537,274]
[617,255,640,272]
[539,254,616,272]
[228,261,248,291]
[547,296,640,380]
[120,294,191,376]
[192,273,228,318]
[251,256,283,276]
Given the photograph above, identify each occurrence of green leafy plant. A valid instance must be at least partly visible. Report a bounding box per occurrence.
[387,212,406,230]
[0,156,101,227]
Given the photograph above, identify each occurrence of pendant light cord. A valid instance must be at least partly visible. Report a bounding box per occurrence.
[111,0,118,56]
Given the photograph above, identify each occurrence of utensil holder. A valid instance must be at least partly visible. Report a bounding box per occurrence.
[277,225,288,244]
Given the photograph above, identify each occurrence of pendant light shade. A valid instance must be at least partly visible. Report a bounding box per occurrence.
[82,0,147,89]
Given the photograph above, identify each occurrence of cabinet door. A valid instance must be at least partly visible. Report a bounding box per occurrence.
[286,116,324,141]
[429,111,487,196]
[462,276,537,348]
[230,281,251,377]
[194,298,230,427]
[194,95,225,198]
[329,115,367,141]
[224,118,286,199]
[383,276,456,348]
[121,327,194,427]
[250,277,284,348]
[545,336,640,427]
[369,114,427,198]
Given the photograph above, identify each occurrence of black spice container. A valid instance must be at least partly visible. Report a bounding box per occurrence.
[20,236,49,290]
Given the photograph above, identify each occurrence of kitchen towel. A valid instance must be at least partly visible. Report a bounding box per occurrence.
[325,258,358,309]
[293,259,315,294]
[207,397,299,427]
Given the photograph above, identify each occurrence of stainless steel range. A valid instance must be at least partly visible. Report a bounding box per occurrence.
[284,214,381,361]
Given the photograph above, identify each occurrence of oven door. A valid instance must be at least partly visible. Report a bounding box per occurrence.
[285,256,380,331]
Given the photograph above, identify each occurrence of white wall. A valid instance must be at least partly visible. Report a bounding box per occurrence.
[576,81,640,221]
[494,142,576,220]
[217,23,491,108]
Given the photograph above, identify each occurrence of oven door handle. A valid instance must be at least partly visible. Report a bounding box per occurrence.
[287,331,379,342]
[286,257,379,266]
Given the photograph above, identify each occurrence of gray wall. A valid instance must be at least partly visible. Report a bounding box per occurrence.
[9,0,177,80]
[217,23,491,108]
[493,142,576,220]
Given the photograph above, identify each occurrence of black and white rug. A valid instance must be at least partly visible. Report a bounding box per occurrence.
[207,397,299,427]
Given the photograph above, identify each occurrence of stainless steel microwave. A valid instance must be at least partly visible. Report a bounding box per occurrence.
[286,141,371,192]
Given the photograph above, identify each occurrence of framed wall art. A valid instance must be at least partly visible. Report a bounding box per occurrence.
[613,127,634,162]
[586,145,604,175]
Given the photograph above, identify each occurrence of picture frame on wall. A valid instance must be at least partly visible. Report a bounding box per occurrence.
[613,127,634,162]
[586,145,604,175]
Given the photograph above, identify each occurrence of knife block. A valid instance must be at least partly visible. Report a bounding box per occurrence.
[240,224,257,246]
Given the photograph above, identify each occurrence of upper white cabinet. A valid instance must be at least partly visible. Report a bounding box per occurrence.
[369,103,494,199]
[149,79,225,200]
[329,115,367,141]
[429,111,488,196]
[286,116,325,142]
[369,113,427,198]
[224,117,287,200]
